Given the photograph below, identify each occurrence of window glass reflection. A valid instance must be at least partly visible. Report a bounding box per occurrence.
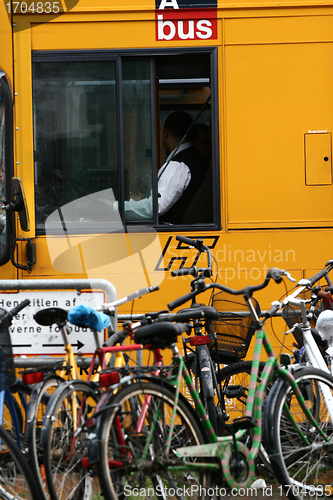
[33,62,117,228]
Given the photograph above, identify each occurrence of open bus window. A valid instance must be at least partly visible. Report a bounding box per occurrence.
[32,50,216,233]
[157,71,212,224]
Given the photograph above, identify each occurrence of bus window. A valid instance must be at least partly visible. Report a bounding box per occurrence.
[157,55,213,224]
[122,59,154,223]
[32,49,217,233]
[33,60,118,230]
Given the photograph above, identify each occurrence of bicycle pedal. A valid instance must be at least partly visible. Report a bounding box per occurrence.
[230,416,257,432]
[256,464,275,479]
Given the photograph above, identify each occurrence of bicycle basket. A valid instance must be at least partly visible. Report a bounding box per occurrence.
[211,293,261,361]
[0,308,15,392]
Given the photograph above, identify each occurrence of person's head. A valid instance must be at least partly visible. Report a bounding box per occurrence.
[130,173,151,201]
[163,111,193,156]
[189,123,211,163]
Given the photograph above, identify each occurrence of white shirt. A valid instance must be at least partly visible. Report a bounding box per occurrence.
[114,143,192,221]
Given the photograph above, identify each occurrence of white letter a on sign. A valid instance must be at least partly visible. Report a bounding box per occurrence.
[159,0,179,9]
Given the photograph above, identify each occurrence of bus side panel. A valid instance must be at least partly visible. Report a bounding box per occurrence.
[225,15,333,228]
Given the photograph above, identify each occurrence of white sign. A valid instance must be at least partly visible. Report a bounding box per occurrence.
[0,291,106,355]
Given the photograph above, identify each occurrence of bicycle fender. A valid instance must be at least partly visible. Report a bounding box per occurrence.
[40,379,97,445]
[197,345,215,398]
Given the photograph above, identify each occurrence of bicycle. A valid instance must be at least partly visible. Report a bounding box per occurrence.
[259,264,333,498]
[38,286,159,500]
[0,299,33,446]
[168,235,265,437]
[214,261,333,475]
[0,299,45,500]
[90,267,333,500]
[170,238,333,481]
[0,423,46,500]
[162,237,270,477]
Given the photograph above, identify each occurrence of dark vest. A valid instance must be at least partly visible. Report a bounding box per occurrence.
[159,146,208,225]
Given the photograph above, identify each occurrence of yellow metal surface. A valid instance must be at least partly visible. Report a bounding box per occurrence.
[10,0,333,12]
[305,133,332,185]
[0,2,13,85]
[25,230,329,304]
[224,13,333,44]
[225,41,333,228]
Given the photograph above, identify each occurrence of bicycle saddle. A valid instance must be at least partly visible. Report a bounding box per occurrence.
[134,322,190,349]
[34,307,68,327]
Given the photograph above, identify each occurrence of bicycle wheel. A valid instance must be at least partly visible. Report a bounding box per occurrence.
[264,366,333,500]
[26,375,64,499]
[185,350,228,435]
[216,360,272,473]
[217,361,264,425]
[197,345,219,435]
[42,380,100,500]
[96,380,212,500]
[3,392,24,442]
[0,424,44,500]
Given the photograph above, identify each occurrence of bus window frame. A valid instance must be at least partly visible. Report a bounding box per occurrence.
[0,71,13,265]
[31,47,220,233]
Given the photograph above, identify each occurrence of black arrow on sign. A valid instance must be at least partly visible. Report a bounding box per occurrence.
[42,341,85,350]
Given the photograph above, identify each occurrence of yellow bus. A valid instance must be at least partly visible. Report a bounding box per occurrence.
[1,0,333,357]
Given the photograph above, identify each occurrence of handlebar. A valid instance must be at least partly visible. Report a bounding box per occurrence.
[302,269,329,288]
[8,299,30,318]
[173,235,212,278]
[0,299,30,329]
[263,301,280,319]
[167,267,294,311]
[171,268,198,277]
[176,235,204,251]
[103,328,130,347]
[168,291,197,311]
[97,285,159,313]
[125,286,159,303]
[296,261,333,290]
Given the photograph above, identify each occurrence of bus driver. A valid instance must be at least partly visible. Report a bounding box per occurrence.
[115,111,209,224]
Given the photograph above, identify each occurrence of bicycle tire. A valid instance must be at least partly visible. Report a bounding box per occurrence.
[96,380,212,500]
[3,392,24,442]
[42,380,100,500]
[0,424,44,500]
[26,375,64,499]
[216,360,273,473]
[205,395,218,434]
[197,345,219,434]
[185,349,222,435]
[217,361,265,429]
[264,366,333,500]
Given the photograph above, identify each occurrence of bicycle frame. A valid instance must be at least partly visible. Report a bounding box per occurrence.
[58,323,127,383]
[64,341,148,467]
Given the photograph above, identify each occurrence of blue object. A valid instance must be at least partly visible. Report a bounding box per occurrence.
[68,305,111,331]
